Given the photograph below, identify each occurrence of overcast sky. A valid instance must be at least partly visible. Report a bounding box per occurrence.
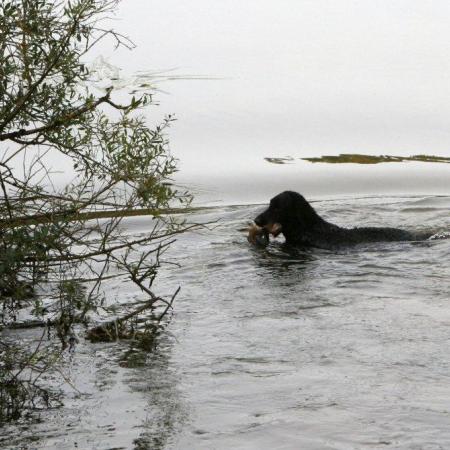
[95,0,450,200]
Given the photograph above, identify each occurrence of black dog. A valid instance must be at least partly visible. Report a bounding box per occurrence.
[254,191,430,248]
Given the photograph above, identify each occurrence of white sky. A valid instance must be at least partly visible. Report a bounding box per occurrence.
[95,0,450,200]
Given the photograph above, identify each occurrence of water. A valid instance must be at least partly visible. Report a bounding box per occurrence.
[2,194,450,450]
[3,1,450,447]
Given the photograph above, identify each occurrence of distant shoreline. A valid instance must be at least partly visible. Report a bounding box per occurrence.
[265,154,450,165]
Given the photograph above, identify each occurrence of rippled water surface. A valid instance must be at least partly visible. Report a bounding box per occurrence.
[2,195,450,450]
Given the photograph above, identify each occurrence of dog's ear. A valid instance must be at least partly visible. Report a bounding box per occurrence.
[289,192,322,230]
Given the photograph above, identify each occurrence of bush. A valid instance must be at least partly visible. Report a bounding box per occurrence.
[0,0,193,421]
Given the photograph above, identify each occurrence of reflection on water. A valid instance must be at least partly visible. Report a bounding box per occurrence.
[129,337,188,450]
[2,195,450,449]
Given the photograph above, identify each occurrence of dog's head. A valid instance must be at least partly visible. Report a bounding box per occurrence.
[254,191,323,243]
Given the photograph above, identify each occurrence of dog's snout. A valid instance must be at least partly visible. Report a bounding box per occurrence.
[254,215,263,227]
[255,208,271,227]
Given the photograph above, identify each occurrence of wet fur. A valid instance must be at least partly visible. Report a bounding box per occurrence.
[254,191,430,248]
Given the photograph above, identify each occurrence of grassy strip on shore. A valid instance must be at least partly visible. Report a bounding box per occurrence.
[301,154,450,164]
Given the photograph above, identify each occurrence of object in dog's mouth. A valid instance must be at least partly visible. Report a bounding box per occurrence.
[266,222,282,237]
[247,224,269,246]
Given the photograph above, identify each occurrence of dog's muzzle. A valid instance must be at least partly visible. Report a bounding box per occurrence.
[267,222,282,237]
[254,219,282,237]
